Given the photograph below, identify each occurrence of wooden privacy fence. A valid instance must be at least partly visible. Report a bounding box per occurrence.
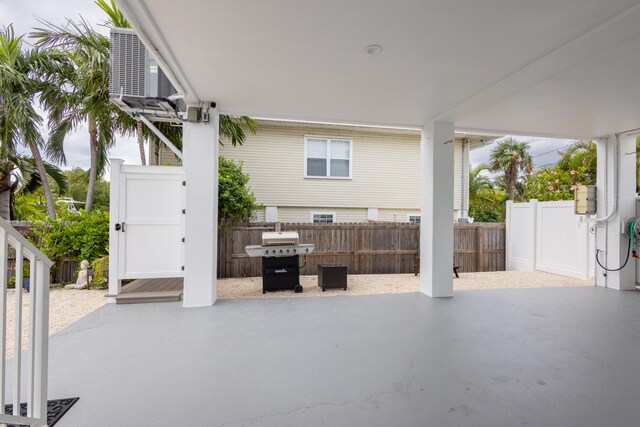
[217,222,505,278]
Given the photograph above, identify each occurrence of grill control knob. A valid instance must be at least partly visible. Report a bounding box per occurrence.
[293,249,297,253]
[279,249,283,254]
[305,248,309,253]
[265,250,269,255]
[286,249,290,253]
[272,250,276,255]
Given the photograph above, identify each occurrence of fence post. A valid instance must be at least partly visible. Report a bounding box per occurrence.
[530,199,538,271]
[477,226,485,272]
[108,159,124,300]
[353,225,359,274]
[505,200,512,270]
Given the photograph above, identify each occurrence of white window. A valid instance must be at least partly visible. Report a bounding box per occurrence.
[311,212,336,224]
[304,137,352,179]
[407,213,421,225]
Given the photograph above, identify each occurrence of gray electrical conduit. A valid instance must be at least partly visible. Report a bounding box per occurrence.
[595,135,618,224]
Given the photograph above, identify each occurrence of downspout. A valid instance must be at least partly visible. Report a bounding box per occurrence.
[461,138,468,219]
[595,135,617,224]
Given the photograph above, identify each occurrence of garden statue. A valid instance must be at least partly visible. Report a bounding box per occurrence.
[66,260,90,290]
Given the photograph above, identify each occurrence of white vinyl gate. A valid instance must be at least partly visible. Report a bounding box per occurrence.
[506,200,595,280]
[109,161,185,297]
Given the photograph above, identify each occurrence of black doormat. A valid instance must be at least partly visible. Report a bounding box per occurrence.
[3,397,79,427]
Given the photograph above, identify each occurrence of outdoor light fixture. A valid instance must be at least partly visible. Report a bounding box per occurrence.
[364,45,383,55]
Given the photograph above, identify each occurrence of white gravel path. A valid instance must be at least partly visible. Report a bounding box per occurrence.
[5,289,107,359]
[217,271,593,299]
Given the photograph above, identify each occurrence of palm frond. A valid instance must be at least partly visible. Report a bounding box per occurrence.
[95,0,131,28]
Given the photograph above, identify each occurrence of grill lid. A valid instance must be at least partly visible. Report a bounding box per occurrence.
[262,231,299,246]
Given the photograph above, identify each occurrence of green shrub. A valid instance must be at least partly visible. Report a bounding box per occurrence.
[525,166,592,201]
[91,256,108,288]
[218,156,261,223]
[470,209,503,223]
[30,209,109,262]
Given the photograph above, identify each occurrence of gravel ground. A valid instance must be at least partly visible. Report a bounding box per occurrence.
[218,271,593,299]
[5,289,107,359]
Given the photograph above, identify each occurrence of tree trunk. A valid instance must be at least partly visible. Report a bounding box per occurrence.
[9,180,18,221]
[86,117,98,211]
[0,172,12,220]
[28,142,57,219]
[136,121,146,165]
[507,163,517,201]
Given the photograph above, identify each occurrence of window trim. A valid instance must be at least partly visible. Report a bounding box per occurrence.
[303,136,353,179]
[310,211,337,224]
[407,213,421,224]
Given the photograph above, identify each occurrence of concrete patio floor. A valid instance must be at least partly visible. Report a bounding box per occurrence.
[35,286,640,426]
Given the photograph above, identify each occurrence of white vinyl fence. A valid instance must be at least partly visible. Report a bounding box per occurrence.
[506,200,595,280]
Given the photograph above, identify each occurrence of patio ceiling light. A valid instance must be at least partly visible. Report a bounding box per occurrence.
[364,45,383,55]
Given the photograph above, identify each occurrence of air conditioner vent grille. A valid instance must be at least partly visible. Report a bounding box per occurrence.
[109,30,147,97]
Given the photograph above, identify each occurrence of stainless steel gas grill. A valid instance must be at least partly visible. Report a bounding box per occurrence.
[245,231,315,293]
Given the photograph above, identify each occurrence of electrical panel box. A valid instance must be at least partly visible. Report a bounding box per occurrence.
[574,185,597,215]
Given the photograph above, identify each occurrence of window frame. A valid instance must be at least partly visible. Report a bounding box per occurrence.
[303,136,353,179]
[407,213,421,224]
[310,211,337,224]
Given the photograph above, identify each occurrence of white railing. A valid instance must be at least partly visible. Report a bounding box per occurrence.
[0,217,50,426]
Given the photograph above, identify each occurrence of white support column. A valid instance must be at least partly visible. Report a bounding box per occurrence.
[107,158,124,301]
[420,122,455,297]
[595,134,637,290]
[183,108,219,307]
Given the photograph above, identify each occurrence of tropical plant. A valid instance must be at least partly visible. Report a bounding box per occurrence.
[2,155,69,220]
[525,166,593,201]
[488,138,533,201]
[33,17,135,211]
[468,164,493,202]
[64,167,109,211]
[34,1,258,207]
[0,25,69,219]
[30,209,109,262]
[556,140,597,178]
[218,156,261,223]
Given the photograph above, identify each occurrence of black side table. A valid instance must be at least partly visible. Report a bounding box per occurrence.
[318,264,348,291]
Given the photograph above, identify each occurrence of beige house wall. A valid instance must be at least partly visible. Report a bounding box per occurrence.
[151,119,473,223]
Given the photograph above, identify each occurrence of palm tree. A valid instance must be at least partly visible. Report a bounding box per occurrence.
[469,164,493,201]
[557,140,597,177]
[35,2,258,208]
[3,155,69,219]
[0,25,69,219]
[488,138,533,201]
[33,18,134,211]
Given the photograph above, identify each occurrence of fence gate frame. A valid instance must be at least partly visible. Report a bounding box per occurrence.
[108,160,185,300]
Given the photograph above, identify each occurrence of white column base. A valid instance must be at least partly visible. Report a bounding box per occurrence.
[420,122,455,297]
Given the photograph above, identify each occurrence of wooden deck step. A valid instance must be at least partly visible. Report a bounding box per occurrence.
[115,291,183,304]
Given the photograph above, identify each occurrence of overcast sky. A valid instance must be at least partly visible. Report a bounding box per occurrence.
[4,0,578,175]
[469,136,576,170]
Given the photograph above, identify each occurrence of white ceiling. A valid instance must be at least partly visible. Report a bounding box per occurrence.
[117,0,640,138]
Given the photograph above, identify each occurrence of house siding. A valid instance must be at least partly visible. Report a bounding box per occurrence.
[152,120,469,222]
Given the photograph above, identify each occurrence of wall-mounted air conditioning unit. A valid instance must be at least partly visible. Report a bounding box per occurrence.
[109,28,183,121]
